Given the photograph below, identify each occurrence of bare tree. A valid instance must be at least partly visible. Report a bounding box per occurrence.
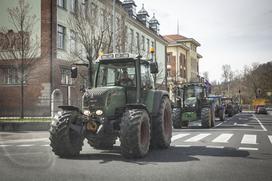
[203,71,209,81]
[221,64,234,96]
[68,0,127,88]
[0,0,39,118]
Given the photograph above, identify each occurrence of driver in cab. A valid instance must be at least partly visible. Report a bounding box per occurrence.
[118,70,133,87]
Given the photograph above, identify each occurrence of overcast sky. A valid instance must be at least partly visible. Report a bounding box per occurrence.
[133,0,272,82]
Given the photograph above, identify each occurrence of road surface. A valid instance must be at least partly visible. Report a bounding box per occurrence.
[0,111,272,181]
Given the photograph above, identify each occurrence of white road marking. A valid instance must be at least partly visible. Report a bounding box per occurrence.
[238,147,258,151]
[0,138,49,144]
[234,122,249,127]
[184,133,211,142]
[212,133,233,143]
[0,145,11,147]
[241,134,257,145]
[171,133,190,142]
[41,144,50,147]
[206,145,224,149]
[16,144,33,147]
[252,114,267,131]
[175,145,191,147]
[268,135,272,144]
[214,121,225,128]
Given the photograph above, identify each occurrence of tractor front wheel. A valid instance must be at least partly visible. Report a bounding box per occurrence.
[201,108,213,128]
[120,109,151,158]
[172,108,182,129]
[49,112,84,157]
[219,109,225,121]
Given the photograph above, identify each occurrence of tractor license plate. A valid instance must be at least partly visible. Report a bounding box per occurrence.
[182,112,197,121]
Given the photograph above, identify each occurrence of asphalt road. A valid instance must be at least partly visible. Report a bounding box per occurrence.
[0,111,272,181]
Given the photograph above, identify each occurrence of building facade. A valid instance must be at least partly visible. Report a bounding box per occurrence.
[0,0,167,117]
[163,34,202,100]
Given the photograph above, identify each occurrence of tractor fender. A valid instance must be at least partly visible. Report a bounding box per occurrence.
[151,90,169,117]
[58,106,83,114]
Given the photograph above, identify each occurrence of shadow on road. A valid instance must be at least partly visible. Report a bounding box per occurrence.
[66,146,250,165]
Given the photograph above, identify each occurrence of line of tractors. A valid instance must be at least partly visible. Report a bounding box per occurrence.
[49,53,241,159]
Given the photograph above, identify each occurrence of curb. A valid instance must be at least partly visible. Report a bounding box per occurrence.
[0,122,51,131]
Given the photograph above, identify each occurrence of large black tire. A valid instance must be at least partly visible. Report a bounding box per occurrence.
[172,108,182,129]
[120,109,151,158]
[151,97,172,149]
[201,108,212,128]
[219,109,225,121]
[49,112,84,157]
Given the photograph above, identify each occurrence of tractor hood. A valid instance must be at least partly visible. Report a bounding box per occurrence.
[82,86,126,117]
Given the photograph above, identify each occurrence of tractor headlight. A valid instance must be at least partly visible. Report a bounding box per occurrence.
[83,110,91,116]
[96,110,103,116]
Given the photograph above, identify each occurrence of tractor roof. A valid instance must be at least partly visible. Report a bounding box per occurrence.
[208,95,223,98]
[98,53,150,65]
[179,82,206,88]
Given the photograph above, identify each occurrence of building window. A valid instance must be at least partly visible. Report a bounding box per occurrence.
[147,39,150,54]
[70,30,77,53]
[142,35,145,52]
[136,32,139,53]
[167,53,171,64]
[57,25,65,49]
[0,67,21,85]
[57,0,66,9]
[61,68,73,85]
[70,0,77,13]
[129,28,134,53]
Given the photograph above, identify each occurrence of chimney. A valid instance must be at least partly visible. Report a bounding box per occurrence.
[149,13,160,34]
[122,0,137,19]
[137,4,150,27]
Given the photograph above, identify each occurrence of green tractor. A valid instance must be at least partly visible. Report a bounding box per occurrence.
[172,82,215,128]
[49,53,172,158]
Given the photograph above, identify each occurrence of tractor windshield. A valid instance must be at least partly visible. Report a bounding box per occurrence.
[183,85,205,106]
[96,61,136,87]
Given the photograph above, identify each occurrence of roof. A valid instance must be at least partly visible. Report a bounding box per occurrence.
[163,34,188,43]
[163,34,201,46]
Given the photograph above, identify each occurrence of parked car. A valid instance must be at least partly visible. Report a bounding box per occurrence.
[222,97,240,117]
[255,105,267,114]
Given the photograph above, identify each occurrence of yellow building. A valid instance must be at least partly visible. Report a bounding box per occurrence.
[163,34,202,84]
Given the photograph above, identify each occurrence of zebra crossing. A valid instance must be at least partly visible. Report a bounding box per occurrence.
[0,133,272,152]
[171,132,272,151]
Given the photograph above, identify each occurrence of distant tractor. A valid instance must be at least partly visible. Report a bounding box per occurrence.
[222,97,240,117]
[208,95,226,121]
[172,82,215,129]
[49,53,172,159]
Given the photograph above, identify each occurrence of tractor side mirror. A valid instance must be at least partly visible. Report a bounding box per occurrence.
[71,66,78,78]
[150,62,158,74]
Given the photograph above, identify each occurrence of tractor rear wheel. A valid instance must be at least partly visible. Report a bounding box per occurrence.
[49,112,84,157]
[201,108,212,128]
[151,97,172,149]
[172,108,182,129]
[120,109,150,158]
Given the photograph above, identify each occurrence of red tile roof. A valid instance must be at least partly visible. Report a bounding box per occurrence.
[163,34,188,43]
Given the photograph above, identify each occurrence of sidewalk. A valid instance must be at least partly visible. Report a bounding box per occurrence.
[0,131,49,142]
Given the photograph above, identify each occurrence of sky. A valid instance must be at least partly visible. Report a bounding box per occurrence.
[133,0,272,82]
